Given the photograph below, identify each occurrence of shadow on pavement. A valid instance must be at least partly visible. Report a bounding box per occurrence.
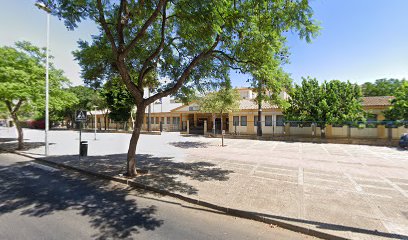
[0,138,19,143]
[0,139,47,153]
[257,212,408,240]
[0,162,163,239]
[43,153,233,195]
[168,141,210,149]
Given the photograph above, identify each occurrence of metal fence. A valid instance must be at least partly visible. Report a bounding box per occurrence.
[230,120,408,141]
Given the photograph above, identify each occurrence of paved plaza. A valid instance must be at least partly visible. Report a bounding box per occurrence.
[1,127,408,239]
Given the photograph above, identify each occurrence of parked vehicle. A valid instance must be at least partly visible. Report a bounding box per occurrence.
[399,134,408,149]
[27,120,45,129]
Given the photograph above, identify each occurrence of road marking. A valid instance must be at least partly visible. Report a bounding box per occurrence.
[298,167,304,185]
[250,175,298,184]
[382,177,408,198]
[249,163,260,175]
[270,141,279,151]
[344,173,363,192]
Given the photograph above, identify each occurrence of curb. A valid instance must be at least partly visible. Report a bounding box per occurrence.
[11,151,349,240]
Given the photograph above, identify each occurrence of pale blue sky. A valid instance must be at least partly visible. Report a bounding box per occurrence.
[1,0,408,87]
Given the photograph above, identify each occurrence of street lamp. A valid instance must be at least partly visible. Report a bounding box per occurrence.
[35,2,51,156]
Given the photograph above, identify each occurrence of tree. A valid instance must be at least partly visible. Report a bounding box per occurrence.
[0,41,77,149]
[384,81,408,121]
[199,82,240,135]
[41,0,319,176]
[361,78,406,96]
[56,85,104,128]
[284,77,364,137]
[251,67,291,136]
[102,77,135,129]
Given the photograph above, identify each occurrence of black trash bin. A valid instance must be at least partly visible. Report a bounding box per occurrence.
[80,141,88,156]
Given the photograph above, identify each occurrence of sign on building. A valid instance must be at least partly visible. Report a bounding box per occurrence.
[75,110,87,122]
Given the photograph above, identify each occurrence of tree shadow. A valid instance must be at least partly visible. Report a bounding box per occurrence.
[256,212,408,240]
[0,162,163,239]
[43,153,233,195]
[0,141,48,153]
[0,138,18,143]
[168,141,210,149]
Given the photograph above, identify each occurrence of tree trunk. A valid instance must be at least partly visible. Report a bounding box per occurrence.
[104,115,107,130]
[213,113,216,135]
[126,106,145,177]
[12,114,23,150]
[321,125,326,138]
[5,100,24,149]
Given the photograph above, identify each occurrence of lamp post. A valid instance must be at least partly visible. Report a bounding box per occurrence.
[35,2,51,156]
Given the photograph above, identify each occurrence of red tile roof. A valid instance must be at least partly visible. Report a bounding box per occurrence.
[239,99,278,110]
[362,96,394,106]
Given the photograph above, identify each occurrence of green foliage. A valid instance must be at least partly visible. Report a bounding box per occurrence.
[384,82,408,121]
[54,85,105,122]
[251,67,292,109]
[39,0,319,173]
[361,78,406,97]
[41,0,319,105]
[284,77,364,126]
[199,82,240,114]
[0,41,77,121]
[0,102,7,119]
[101,78,134,122]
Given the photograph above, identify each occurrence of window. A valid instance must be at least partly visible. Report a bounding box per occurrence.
[241,116,247,126]
[173,117,180,125]
[233,116,239,126]
[276,115,284,126]
[167,117,171,124]
[156,117,159,124]
[254,116,258,126]
[265,115,272,126]
[189,106,199,111]
[151,117,154,124]
[161,117,164,124]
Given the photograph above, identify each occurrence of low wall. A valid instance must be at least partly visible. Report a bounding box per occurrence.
[217,134,401,147]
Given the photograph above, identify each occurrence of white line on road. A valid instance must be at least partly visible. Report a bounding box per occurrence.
[344,173,363,192]
[298,167,304,185]
[382,177,408,198]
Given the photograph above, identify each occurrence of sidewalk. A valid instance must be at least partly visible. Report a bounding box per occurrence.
[2,128,408,240]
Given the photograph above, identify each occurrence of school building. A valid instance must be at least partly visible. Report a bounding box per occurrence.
[87,88,407,140]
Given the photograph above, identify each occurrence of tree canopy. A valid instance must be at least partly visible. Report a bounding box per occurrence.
[284,77,364,127]
[384,81,408,121]
[54,85,105,127]
[101,77,134,122]
[40,0,320,176]
[199,84,240,115]
[361,78,406,97]
[0,41,77,148]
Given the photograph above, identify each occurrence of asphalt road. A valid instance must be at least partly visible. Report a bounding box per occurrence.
[0,153,315,240]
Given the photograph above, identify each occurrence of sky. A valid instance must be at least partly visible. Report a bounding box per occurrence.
[1,0,408,87]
